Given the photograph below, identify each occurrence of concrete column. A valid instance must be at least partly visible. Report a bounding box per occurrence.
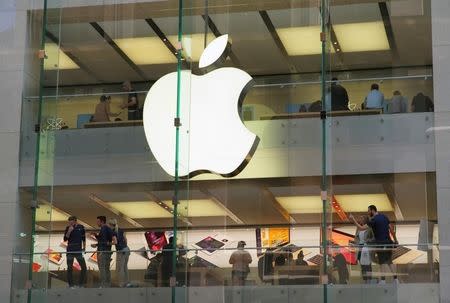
[431,1,450,303]
[0,0,42,301]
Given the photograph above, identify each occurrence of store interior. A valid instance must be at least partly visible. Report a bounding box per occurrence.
[21,0,439,289]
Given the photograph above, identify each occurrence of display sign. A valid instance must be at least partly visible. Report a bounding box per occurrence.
[257,227,290,249]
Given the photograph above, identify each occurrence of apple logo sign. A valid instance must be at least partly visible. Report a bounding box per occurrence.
[143,34,259,178]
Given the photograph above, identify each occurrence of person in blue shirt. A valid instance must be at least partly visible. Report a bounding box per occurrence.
[108,218,131,287]
[350,205,398,284]
[363,83,385,110]
[91,216,113,287]
[64,216,87,288]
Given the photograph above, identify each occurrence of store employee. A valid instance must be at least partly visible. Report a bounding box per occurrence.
[64,216,87,288]
[121,80,139,120]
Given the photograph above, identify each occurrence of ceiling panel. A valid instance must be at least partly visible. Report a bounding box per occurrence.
[210,11,291,75]
[46,23,142,84]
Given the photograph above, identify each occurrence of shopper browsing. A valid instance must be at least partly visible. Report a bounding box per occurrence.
[121,81,140,120]
[64,216,87,288]
[229,241,252,286]
[91,216,113,287]
[354,215,375,283]
[108,218,131,287]
[350,205,399,284]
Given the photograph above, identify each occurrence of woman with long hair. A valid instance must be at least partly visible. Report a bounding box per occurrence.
[108,218,131,287]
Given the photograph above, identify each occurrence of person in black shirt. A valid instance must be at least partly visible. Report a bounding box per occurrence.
[121,81,140,120]
[108,218,131,287]
[330,77,350,111]
[64,216,87,288]
[161,237,175,287]
[411,92,434,112]
[91,215,113,287]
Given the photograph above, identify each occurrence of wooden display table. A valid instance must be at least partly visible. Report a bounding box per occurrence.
[260,109,382,120]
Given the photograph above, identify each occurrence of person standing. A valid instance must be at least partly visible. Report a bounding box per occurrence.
[363,83,385,110]
[91,216,113,287]
[108,218,130,287]
[121,81,139,120]
[229,241,252,286]
[161,237,175,287]
[330,77,350,111]
[354,216,374,283]
[92,95,121,122]
[64,216,87,288]
[350,205,398,284]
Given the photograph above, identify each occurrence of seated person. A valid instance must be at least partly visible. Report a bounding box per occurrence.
[412,92,434,112]
[330,78,349,111]
[295,250,308,266]
[92,95,120,122]
[388,90,408,113]
[363,83,385,110]
[308,100,322,112]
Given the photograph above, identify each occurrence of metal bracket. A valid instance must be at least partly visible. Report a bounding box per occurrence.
[174,117,181,127]
[38,49,47,59]
[172,196,179,206]
[320,191,328,201]
[30,200,38,209]
[320,111,327,120]
[320,32,326,42]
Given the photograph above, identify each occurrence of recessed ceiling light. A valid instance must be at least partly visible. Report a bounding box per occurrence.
[334,194,393,212]
[276,194,393,214]
[276,26,325,55]
[276,196,324,214]
[114,37,177,65]
[333,21,390,52]
[162,199,228,217]
[44,43,79,70]
[108,201,172,218]
[36,204,69,222]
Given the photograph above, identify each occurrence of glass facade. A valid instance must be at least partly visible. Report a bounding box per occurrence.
[12,0,441,302]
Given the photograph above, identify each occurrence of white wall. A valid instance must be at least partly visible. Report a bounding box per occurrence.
[431,1,450,302]
[0,0,31,301]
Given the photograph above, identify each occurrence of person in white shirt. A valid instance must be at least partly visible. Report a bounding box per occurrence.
[229,241,252,286]
[363,83,385,110]
[354,215,374,283]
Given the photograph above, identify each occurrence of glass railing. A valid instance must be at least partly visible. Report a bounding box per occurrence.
[12,243,439,297]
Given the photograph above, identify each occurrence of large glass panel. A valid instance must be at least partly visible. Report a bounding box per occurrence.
[326,0,438,301]
[14,0,439,302]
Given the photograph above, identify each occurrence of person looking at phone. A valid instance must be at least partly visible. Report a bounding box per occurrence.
[91,216,113,287]
[64,216,87,288]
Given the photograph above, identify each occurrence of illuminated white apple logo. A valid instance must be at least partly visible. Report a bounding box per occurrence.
[143,34,259,178]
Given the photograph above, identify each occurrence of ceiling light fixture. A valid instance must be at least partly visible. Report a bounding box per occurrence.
[333,21,390,52]
[44,43,79,70]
